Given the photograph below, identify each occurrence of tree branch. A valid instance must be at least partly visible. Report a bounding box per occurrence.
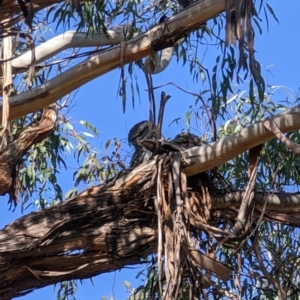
[0,166,299,299]
[10,26,134,71]
[183,106,300,176]
[0,0,225,121]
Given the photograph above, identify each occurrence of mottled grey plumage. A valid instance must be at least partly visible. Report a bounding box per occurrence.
[170,131,203,148]
[129,123,233,195]
[128,121,203,168]
[128,121,154,168]
[128,121,150,148]
[140,131,203,153]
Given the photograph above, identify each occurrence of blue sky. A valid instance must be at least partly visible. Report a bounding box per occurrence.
[1,1,300,299]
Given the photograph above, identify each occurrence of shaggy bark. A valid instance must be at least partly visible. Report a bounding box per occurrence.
[0,163,158,300]
[1,105,300,299]
[1,160,300,299]
[0,106,57,202]
[0,1,299,299]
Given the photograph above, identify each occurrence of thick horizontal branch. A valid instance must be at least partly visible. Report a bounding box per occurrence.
[11,31,124,69]
[0,0,225,121]
[212,191,300,227]
[213,191,300,211]
[8,25,172,77]
[0,172,158,299]
[0,175,299,298]
[1,130,300,299]
[182,105,300,176]
[11,26,134,71]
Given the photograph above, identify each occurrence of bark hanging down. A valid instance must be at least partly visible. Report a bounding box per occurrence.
[1,147,300,299]
[0,106,300,299]
[0,160,159,300]
[0,151,229,300]
[0,105,57,205]
[155,153,232,299]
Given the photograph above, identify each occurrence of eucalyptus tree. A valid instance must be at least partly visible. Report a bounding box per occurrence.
[0,0,300,299]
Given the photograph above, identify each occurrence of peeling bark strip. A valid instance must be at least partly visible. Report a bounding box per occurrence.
[157,153,232,299]
[0,105,57,204]
[0,152,231,300]
[0,164,158,299]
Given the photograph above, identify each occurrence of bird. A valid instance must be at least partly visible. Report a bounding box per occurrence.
[128,120,203,169]
[170,131,203,149]
[128,123,233,195]
[128,121,155,168]
[140,131,203,154]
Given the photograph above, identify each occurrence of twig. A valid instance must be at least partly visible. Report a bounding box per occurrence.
[154,92,171,153]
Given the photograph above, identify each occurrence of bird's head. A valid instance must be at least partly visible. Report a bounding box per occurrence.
[128,120,150,148]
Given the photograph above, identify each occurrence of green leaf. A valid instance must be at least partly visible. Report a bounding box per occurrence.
[265,3,279,24]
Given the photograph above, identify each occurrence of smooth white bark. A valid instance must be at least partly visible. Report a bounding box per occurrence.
[12,26,134,70]
[0,0,225,120]
[183,106,300,176]
[13,27,180,76]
